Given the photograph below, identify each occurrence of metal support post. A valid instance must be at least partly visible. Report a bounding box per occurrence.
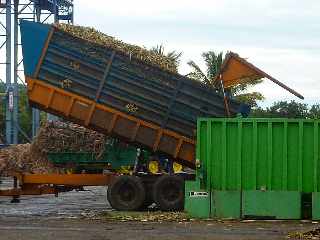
[5,0,12,144]
[32,3,41,137]
[13,0,19,144]
[10,176,20,203]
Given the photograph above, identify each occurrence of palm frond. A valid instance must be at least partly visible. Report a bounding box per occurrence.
[187,60,210,85]
[167,51,183,65]
[202,51,224,81]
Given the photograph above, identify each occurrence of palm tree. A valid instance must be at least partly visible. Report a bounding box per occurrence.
[150,44,182,71]
[187,51,223,86]
[187,51,264,107]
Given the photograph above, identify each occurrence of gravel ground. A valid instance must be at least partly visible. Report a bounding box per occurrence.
[0,177,318,240]
[0,178,109,218]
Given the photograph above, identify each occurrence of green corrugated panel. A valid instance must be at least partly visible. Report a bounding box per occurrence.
[316,123,320,192]
[197,118,320,193]
[312,192,320,220]
[185,180,210,219]
[256,122,268,191]
[242,191,301,219]
[211,190,241,219]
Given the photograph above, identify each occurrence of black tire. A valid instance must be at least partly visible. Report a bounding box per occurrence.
[107,176,146,211]
[139,180,154,210]
[153,175,184,211]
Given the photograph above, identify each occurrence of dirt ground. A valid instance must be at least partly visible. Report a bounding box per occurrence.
[0,178,318,240]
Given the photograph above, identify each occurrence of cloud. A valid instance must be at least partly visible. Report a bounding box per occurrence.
[76,0,320,24]
[74,1,320,106]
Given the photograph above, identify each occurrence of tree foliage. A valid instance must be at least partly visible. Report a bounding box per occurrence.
[187,51,223,85]
[251,100,320,119]
[235,92,265,108]
[309,104,320,119]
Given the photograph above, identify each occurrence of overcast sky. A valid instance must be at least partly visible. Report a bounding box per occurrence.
[75,0,319,107]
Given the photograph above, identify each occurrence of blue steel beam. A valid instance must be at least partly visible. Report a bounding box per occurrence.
[5,0,13,144]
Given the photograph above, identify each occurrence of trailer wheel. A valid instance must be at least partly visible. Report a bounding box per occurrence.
[107,176,145,211]
[153,175,184,211]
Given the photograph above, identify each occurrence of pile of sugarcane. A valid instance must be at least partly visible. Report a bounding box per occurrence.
[55,23,177,73]
[0,144,54,176]
[288,228,320,239]
[32,121,107,157]
[0,122,107,176]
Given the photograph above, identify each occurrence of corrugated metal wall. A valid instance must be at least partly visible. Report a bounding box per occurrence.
[197,118,320,193]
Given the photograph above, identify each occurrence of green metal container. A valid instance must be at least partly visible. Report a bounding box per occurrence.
[197,118,320,192]
[185,118,320,220]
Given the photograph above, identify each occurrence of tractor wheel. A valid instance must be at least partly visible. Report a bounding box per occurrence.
[153,175,184,211]
[107,175,145,211]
